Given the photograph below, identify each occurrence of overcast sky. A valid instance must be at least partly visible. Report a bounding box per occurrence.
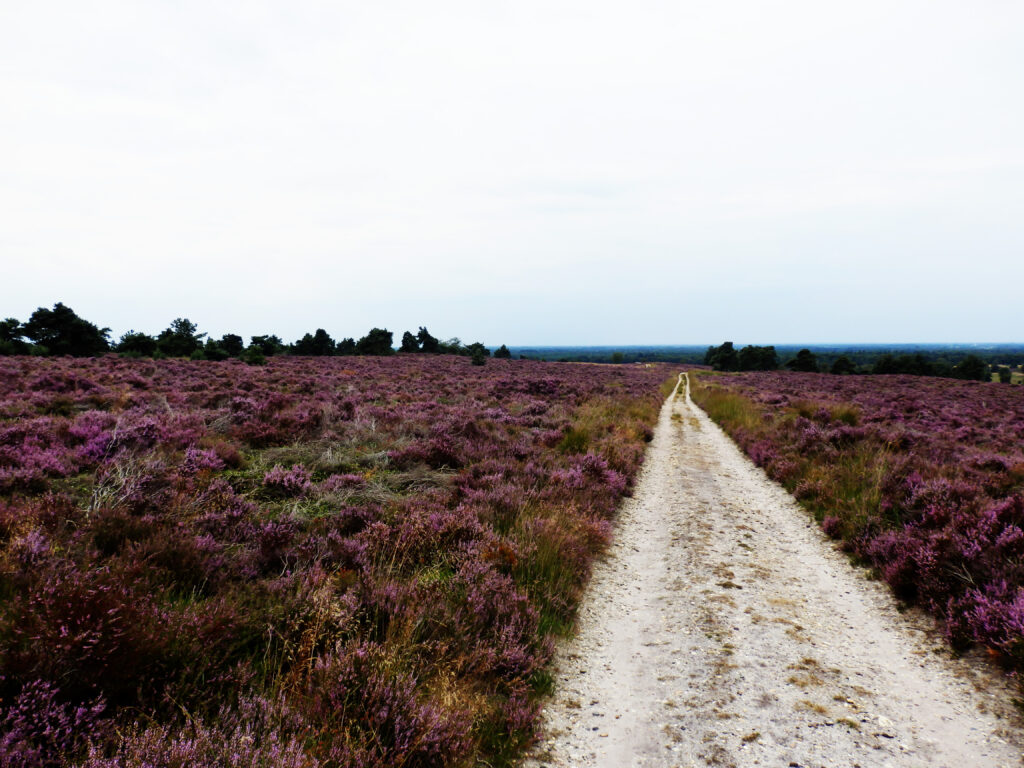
[2,1,1022,345]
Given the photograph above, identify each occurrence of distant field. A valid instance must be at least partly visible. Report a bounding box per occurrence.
[989,369,1023,383]
[0,355,670,766]
[691,370,1024,672]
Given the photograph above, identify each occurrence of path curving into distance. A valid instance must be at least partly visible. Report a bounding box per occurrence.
[524,373,1023,768]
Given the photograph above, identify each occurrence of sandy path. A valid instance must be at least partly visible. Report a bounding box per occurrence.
[524,373,1023,768]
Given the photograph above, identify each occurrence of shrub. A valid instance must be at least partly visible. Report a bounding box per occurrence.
[557,427,588,455]
[241,348,265,366]
[80,695,312,768]
[0,679,108,768]
[263,464,313,498]
[304,644,472,767]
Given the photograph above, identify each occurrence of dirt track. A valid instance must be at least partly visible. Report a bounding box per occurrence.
[524,373,1023,768]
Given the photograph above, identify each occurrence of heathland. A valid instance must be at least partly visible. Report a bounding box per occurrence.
[3,328,1024,766]
[0,354,670,766]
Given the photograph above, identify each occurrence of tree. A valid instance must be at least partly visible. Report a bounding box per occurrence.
[470,348,487,366]
[116,330,158,357]
[786,348,819,373]
[201,338,230,361]
[219,334,245,357]
[310,329,335,356]
[464,342,490,359]
[400,331,420,353]
[336,337,356,356]
[951,354,988,381]
[998,366,1012,384]
[0,318,29,355]
[872,354,898,374]
[704,342,739,371]
[438,337,463,355]
[355,328,394,356]
[22,303,110,356]
[293,329,335,356]
[249,335,286,356]
[738,345,778,371]
[157,318,206,358]
[830,355,856,375]
[294,333,316,355]
[416,327,440,354]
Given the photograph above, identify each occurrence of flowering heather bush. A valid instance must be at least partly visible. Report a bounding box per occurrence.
[0,355,669,766]
[263,464,313,497]
[691,370,1024,670]
[0,679,107,768]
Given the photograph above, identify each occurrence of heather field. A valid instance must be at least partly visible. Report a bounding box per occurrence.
[0,355,671,767]
[691,371,1024,671]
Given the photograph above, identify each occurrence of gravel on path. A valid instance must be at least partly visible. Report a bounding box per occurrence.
[524,373,1023,768]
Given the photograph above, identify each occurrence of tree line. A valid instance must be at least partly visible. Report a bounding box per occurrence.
[704,341,992,381]
[0,303,514,365]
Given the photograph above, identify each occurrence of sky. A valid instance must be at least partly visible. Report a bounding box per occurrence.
[2,1,1023,346]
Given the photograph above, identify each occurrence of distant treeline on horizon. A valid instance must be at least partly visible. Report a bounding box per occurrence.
[0,303,510,364]
[2,303,1021,382]
[508,342,1024,382]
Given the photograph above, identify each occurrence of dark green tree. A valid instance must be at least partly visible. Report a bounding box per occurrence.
[951,354,988,381]
[293,329,335,356]
[493,344,512,359]
[294,333,316,355]
[786,348,819,373]
[704,342,739,371]
[219,334,245,357]
[464,342,490,359]
[470,348,487,366]
[997,366,1012,384]
[355,328,394,355]
[416,327,440,354]
[157,318,206,357]
[872,354,898,374]
[336,337,356,355]
[116,330,158,357]
[400,331,420,353]
[22,303,110,356]
[893,353,933,376]
[830,355,856,375]
[310,328,335,356]
[249,335,286,356]
[201,338,230,361]
[0,318,29,355]
[738,345,778,371]
[439,337,463,355]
